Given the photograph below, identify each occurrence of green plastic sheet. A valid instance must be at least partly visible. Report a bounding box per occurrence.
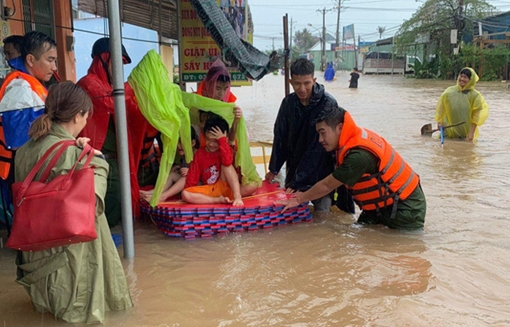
[129,50,261,207]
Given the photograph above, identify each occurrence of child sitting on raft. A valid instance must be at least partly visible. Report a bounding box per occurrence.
[194,110,258,197]
[140,128,200,202]
[182,116,255,206]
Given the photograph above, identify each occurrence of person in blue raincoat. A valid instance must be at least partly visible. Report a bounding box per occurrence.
[324,62,335,82]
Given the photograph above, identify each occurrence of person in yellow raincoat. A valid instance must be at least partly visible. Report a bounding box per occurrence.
[435,67,489,141]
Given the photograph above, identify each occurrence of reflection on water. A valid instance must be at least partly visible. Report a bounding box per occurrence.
[2,72,510,326]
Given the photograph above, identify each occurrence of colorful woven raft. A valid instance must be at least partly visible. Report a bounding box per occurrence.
[139,182,312,239]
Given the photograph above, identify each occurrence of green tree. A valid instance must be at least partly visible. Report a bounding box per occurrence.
[395,0,497,78]
[293,28,319,54]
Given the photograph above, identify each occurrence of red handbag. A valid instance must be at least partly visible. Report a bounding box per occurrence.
[6,140,97,251]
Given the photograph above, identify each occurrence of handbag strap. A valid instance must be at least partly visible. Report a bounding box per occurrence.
[40,142,95,183]
[17,141,94,200]
[39,140,77,182]
[40,141,96,182]
[61,144,95,182]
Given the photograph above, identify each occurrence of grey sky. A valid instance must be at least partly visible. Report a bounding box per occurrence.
[249,0,510,50]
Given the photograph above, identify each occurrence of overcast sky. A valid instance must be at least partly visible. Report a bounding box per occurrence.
[249,0,510,50]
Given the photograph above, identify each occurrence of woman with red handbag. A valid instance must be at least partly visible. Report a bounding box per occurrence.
[12,82,132,323]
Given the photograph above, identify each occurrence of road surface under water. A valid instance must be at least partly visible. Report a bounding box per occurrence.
[1,71,509,326]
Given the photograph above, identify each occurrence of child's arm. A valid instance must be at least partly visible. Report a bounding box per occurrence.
[210,126,234,166]
[228,106,242,144]
[184,157,201,189]
[219,137,234,166]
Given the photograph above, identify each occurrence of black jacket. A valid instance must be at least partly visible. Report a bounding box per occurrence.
[269,83,337,191]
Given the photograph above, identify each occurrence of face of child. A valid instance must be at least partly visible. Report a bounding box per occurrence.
[199,112,209,130]
[213,81,229,101]
[204,131,220,153]
[177,140,185,156]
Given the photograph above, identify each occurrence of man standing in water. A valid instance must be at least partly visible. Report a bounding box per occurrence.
[265,58,353,212]
[279,106,426,230]
[349,67,360,89]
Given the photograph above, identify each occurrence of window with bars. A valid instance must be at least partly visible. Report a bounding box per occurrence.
[22,0,54,38]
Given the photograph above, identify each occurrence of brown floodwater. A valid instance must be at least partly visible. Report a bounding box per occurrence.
[1,72,510,326]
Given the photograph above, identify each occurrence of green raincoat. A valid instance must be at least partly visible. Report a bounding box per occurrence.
[129,50,261,207]
[435,67,489,140]
[13,124,132,324]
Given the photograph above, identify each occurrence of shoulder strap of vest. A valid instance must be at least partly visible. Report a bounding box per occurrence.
[0,71,47,100]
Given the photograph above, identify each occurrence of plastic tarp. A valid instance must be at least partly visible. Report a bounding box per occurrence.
[128,50,261,207]
[190,0,278,81]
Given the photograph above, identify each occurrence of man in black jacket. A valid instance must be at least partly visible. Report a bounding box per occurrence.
[265,58,353,212]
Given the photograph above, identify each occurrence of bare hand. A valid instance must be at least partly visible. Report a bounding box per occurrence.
[76,137,103,156]
[75,137,90,148]
[465,132,474,142]
[232,198,244,207]
[265,171,276,182]
[276,197,300,212]
[210,126,227,140]
[180,167,189,177]
[285,187,296,194]
[233,106,243,121]
[290,191,303,198]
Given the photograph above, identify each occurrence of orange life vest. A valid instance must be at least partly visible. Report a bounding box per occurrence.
[0,71,47,180]
[139,129,161,168]
[337,112,420,216]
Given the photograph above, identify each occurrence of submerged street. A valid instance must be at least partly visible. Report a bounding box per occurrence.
[1,71,509,326]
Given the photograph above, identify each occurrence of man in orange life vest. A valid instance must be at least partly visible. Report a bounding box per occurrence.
[279,106,426,230]
[0,31,57,182]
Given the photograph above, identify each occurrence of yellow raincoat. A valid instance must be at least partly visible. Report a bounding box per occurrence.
[14,124,132,323]
[435,67,489,140]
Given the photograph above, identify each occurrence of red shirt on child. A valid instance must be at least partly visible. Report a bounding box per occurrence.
[184,136,233,188]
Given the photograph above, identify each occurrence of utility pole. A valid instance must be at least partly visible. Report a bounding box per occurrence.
[457,0,464,44]
[315,7,334,71]
[335,1,342,59]
[290,17,293,49]
[454,0,464,45]
[318,8,327,71]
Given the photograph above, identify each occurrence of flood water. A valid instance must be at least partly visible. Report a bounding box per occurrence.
[1,72,510,326]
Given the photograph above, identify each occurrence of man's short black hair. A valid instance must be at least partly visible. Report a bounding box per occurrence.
[313,105,347,129]
[204,115,229,135]
[3,35,24,52]
[21,31,56,61]
[290,58,315,77]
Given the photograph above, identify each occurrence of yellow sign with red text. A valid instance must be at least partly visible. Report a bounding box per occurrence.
[179,0,251,85]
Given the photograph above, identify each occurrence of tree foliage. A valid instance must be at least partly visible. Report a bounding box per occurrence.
[396,0,499,79]
[397,0,495,47]
[293,28,319,54]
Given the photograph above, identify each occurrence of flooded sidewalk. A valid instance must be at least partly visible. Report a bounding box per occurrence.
[1,72,510,326]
